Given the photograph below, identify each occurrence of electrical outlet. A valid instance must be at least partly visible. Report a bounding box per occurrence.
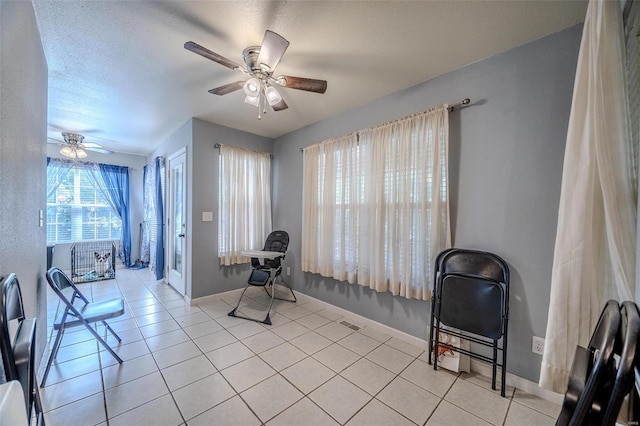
[532,336,545,355]
[286,267,291,276]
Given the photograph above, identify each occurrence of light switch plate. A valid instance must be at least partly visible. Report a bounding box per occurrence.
[202,211,213,222]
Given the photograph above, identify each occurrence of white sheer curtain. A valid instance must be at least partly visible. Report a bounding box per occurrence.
[46,157,74,198]
[218,144,272,266]
[302,133,360,282]
[540,0,636,393]
[302,105,450,300]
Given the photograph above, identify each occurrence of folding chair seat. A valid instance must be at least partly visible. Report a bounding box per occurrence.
[228,230,295,325]
[40,267,125,387]
[0,273,45,425]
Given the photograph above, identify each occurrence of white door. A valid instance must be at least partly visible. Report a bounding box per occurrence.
[167,148,187,295]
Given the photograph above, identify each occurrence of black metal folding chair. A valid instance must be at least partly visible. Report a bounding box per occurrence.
[600,301,640,425]
[41,267,125,387]
[429,248,510,396]
[556,300,621,426]
[0,273,45,425]
[228,230,295,325]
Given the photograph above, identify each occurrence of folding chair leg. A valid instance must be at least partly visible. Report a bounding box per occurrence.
[102,321,122,342]
[41,327,65,387]
[264,275,297,303]
[32,378,45,426]
[228,282,251,318]
[433,318,441,371]
[492,342,498,391]
[261,280,277,325]
[428,298,435,365]
[228,282,273,325]
[83,319,123,365]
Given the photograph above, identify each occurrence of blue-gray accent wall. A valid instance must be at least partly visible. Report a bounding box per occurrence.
[0,0,49,370]
[272,24,582,382]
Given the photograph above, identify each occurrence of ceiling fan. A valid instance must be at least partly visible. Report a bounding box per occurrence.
[185,30,327,119]
[48,132,114,159]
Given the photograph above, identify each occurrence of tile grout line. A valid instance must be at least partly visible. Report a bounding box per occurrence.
[42,269,557,425]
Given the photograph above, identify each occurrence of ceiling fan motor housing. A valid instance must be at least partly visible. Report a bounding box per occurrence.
[243,46,265,75]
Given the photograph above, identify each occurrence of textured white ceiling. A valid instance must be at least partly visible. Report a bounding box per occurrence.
[33,0,588,155]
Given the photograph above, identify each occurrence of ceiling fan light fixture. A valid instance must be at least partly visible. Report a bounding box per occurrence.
[243,77,261,98]
[265,85,282,106]
[60,145,75,158]
[75,148,88,159]
[244,95,260,107]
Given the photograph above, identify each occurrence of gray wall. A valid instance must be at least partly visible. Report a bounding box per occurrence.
[151,118,272,299]
[272,25,582,382]
[0,0,48,369]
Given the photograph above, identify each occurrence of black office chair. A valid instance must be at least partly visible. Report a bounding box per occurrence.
[0,273,45,425]
[556,300,620,426]
[41,267,125,387]
[228,230,295,325]
[429,248,510,396]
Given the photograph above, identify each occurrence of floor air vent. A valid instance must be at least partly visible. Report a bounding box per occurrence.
[339,320,361,331]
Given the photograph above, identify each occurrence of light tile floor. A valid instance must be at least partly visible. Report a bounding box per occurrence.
[39,268,560,425]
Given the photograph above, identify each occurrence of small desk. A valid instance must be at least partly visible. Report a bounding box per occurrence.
[241,250,284,266]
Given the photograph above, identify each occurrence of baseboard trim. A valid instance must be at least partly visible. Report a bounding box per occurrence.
[189,287,244,305]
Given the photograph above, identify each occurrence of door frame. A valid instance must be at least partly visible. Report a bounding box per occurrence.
[166,147,187,295]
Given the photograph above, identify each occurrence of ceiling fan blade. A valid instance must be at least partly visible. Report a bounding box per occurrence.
[257,30,289,72]
[80,142,103,148]
[271,99,288,112]
[277,75,327,94]
[184,41,242,70]
[47,137,62,145]
[208,81,245,96]
[86,147,114,155]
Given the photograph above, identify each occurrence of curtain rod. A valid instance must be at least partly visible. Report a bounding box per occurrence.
[299,98,471,152]
[214,143,274,159]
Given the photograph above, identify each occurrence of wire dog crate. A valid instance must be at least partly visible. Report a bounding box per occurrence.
[70,241,117,283]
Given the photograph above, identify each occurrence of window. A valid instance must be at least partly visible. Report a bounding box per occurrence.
[218,144,272,265]
[47,161,122,244]
[302,106,450,301]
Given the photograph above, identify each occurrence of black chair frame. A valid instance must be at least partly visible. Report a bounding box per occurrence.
[557,299,621,425]
[428,248,510,397]
[0,273,45,426]
[600,301,640,425]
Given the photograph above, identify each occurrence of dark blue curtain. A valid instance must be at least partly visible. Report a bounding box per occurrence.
[154,157,165,280]
[98,164,132,267]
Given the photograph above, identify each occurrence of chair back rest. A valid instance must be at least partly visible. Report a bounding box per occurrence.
[439,249,509,284]
[46,267,74,293]
[253,230,289,269]
[46,267,85,309]
[263,230,289,253]
[0,273,23,379]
